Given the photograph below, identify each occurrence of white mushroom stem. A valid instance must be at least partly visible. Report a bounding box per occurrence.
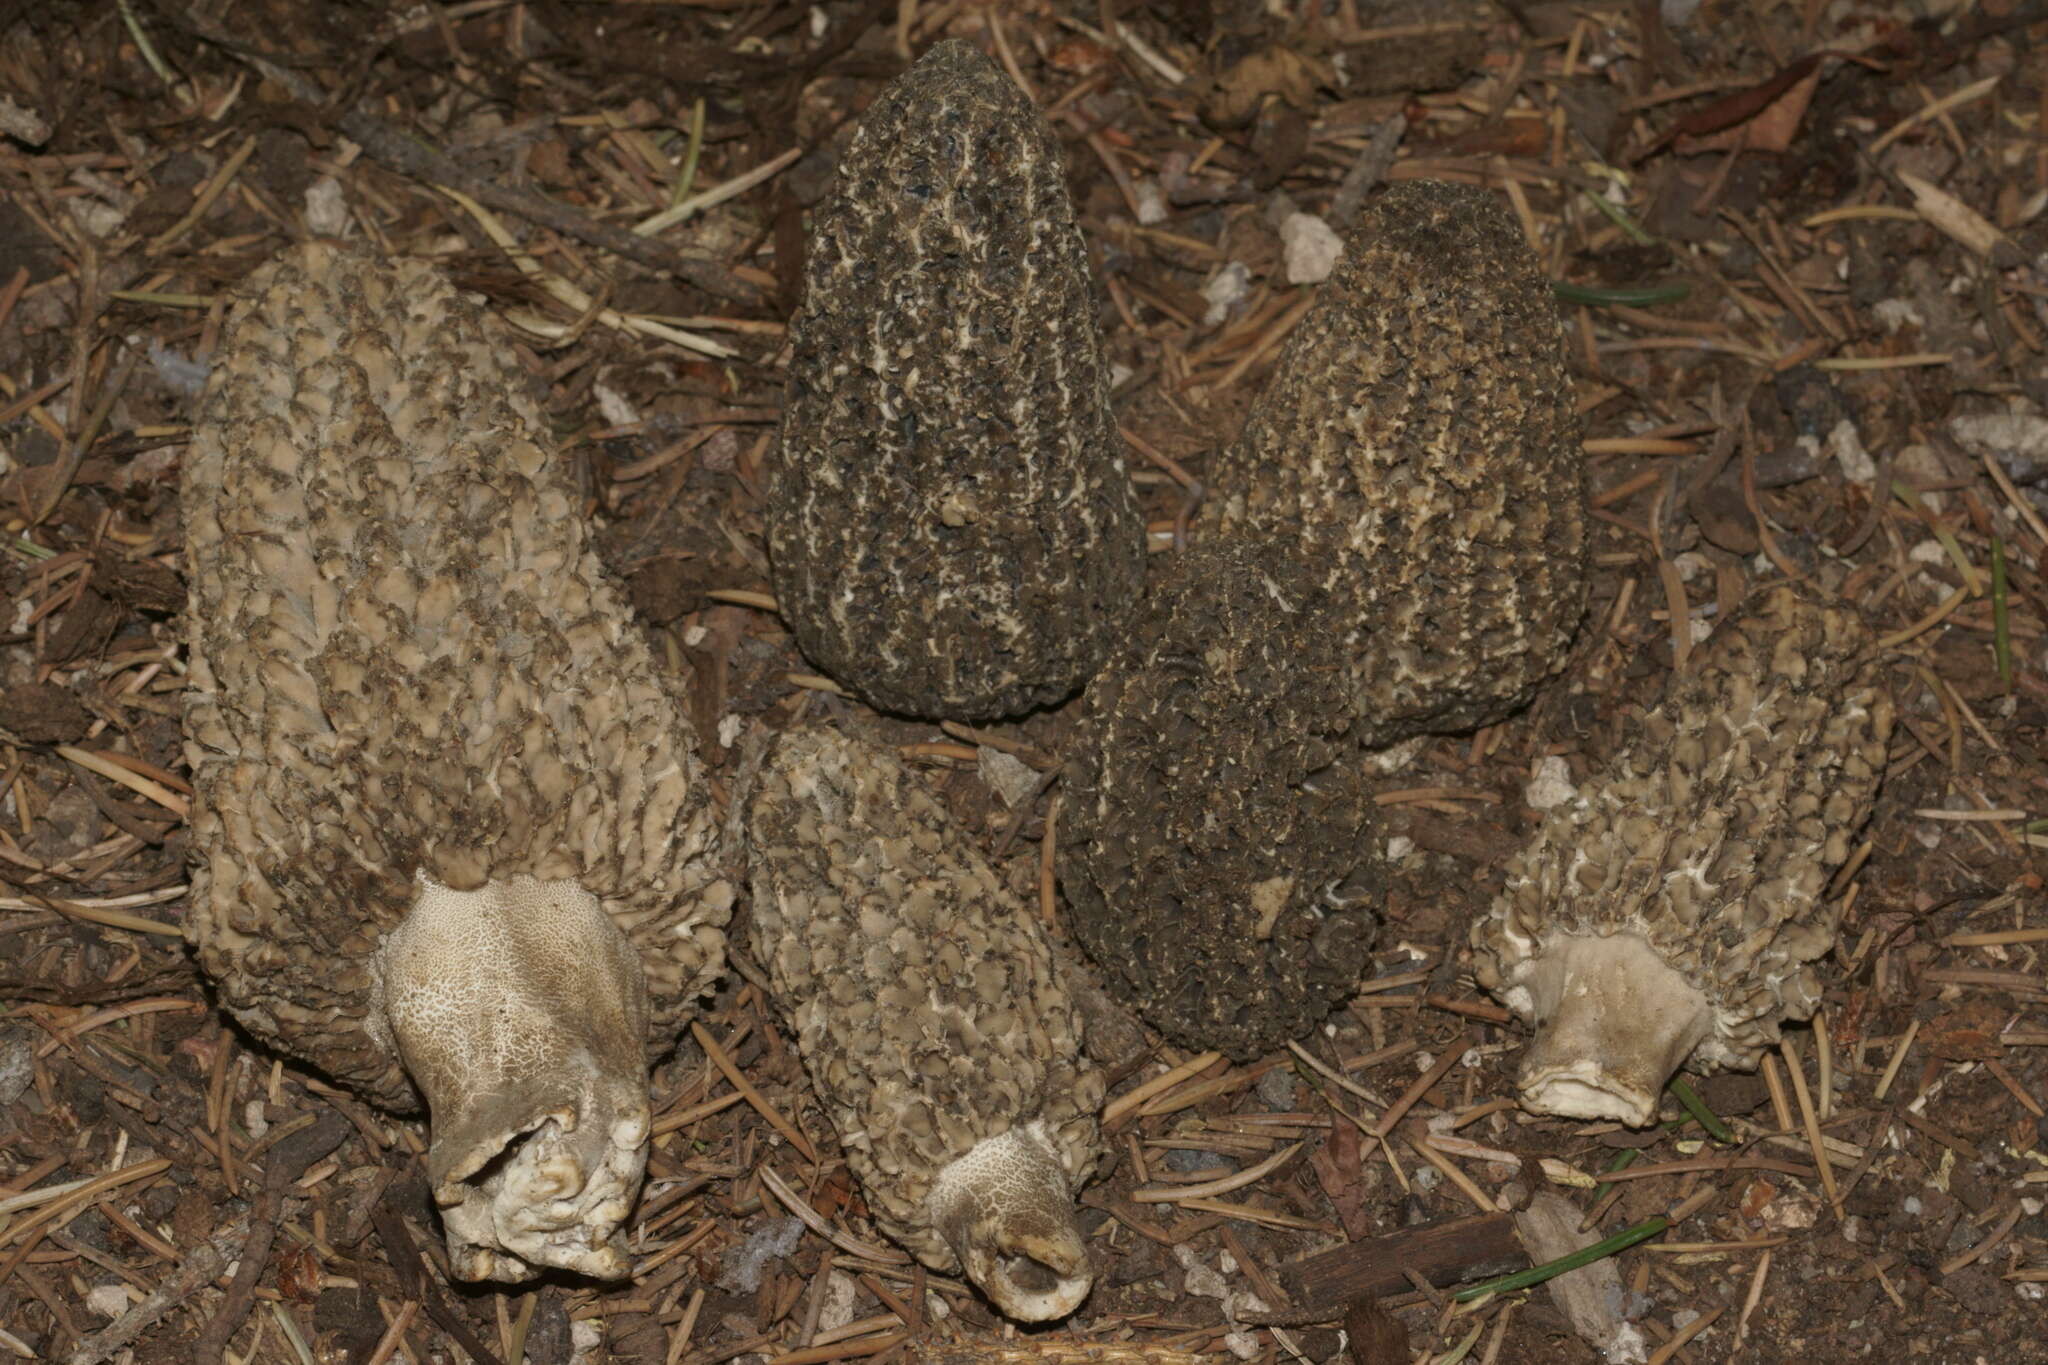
[375,875,652,1281]
[1512,933,1712,1128]
[927,1121,1093,1321]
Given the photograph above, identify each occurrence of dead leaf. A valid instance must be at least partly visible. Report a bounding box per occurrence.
[1308,1124,1376,1240]
[1343,1295,1410,1364]
[1046,37,1113,75]
[1674,62,1822,155]
[1201,46,1334,130]
[1928,1002,2009,1061]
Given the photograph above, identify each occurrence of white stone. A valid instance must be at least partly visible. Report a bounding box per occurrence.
[1952,405,2048,465]
[304,176,351,236]
[1525,755,1576,810]
[1281,213,1344,284]
[978,747,1041,809]
[818,1271,859,1333]
[87,1284,130,1319]
[1872,298,1924,333]
[592,383,640,429]
[1135,178,1169,225]
[1202,262,1251,326]
[1829,419,1877,484]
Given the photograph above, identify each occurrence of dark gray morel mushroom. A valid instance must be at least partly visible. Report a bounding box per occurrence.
[1470,585,1894,1126]
[1210,179,1587,748]
[767,39,1145,721]
[747,726,1106,1321]
[1059,540,1381,1060]
[183,243,732,1281]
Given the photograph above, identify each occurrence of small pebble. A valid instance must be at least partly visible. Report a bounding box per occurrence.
[1281,212,1344,283]
[1524,755,1576,810]
[1829,417,1876,484]
[1256,1067,1298,1111]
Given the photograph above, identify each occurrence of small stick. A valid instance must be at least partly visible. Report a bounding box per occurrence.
[1780,1038,1840,1217]
[1374,1034,1470,1138]
[1816,1010,1835,1120]
[1104,1052,1225,1126]
[192,1113,350,1364]
[146,134,259,255]
[1406,1134,1496,1214]
[1760,1052,1794,1132]
[1736,1248,1772,1343]
[1645,1303,1724,1365]
[365,1301,420,1365]
[758,1166,908,1264]
[690,1021,819,1163]
[33,346,140,529]
[1128,1142,1301,1204]
[1872,1020,1919,1103]
[1208,294,1317,394]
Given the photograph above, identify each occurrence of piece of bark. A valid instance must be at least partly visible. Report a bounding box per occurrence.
[1514,1193,1648,1365]
[1277,1212,1525,1307]
[1343,1296,1411,1364]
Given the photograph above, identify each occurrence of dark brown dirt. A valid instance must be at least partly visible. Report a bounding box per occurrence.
[0,1,2044,1362]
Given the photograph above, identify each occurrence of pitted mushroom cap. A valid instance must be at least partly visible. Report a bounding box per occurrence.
[1059,539,1382,1061]
[1211,179,1587,748]
[747,725,1105,1319]
[1471,584,1893,1123]
[767,39,1144,721]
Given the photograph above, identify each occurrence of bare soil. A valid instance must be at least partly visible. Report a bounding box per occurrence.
[0,1,2044,1363]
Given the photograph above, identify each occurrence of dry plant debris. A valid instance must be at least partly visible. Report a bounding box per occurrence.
[0,0,2045,1362]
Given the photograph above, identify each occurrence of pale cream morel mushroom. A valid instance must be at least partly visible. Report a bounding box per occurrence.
[747,726,1106,1321]
[1470,585,1893,1126]
[183,243,731,1281]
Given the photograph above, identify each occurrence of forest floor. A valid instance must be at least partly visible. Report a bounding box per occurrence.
[0,0,2044,1362]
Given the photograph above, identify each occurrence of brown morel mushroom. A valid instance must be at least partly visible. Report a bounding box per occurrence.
[1059,539,1382,1060]
[767,39,1145,721]
[183,243,732,1281]
[1470,584,1893,1126]
[1209,179,1587,748]
[747,726,1105,1321]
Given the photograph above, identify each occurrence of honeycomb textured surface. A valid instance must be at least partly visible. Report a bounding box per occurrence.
[747,725,1104,1279]
[1211,179,1587,747]
[1059,540,1381,1061]
[768,39,1144,721]
[1471,584,1894,1072]
[183,243,730,1112]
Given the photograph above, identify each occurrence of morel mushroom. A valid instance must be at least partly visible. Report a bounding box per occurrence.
[1470,585,1893,1126]
[1209,179,1587,748]
[1059,540,1381,1060]
[767,39,1145,721]
[183,243,732,1281]
[747,726,1105,1320]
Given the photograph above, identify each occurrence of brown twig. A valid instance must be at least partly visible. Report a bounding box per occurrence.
[372,1182,508,1365]
[192,1111,351,1362]
[176,10,761,306]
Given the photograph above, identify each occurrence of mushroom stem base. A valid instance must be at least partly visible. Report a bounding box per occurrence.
[377,875,652,1281]
[928,1121,1093,1322]
[1514,933,1712,1128]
